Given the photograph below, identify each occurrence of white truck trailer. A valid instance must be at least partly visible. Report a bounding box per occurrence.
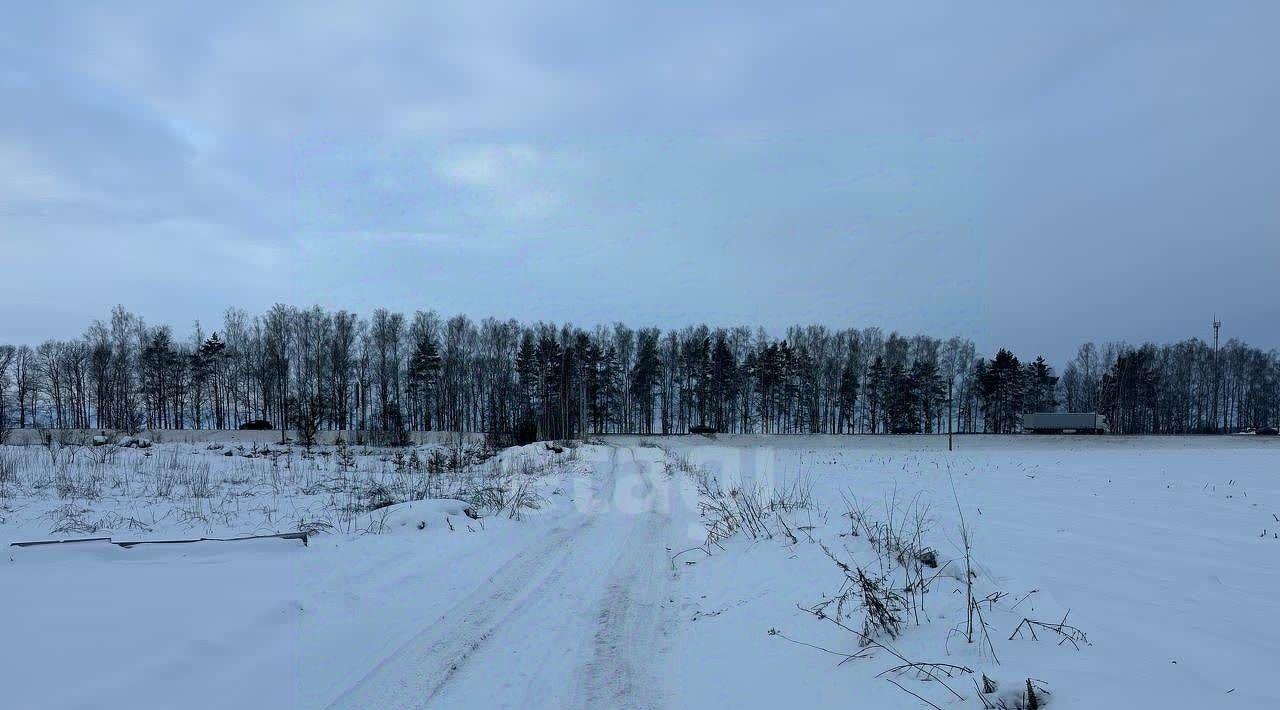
[1022,412,1109,434]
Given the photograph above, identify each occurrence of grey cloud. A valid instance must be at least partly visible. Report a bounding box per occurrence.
[1,1,1277,363]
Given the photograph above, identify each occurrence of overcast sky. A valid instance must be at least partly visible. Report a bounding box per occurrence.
[2,1,1277,364]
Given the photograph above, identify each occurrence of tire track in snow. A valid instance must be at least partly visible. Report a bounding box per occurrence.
[329,444,675,709]
[567,445,673,709]
[569,509,671,710]
[326,517,593,710]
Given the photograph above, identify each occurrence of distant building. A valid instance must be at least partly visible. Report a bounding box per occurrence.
[1022,413,1109,434]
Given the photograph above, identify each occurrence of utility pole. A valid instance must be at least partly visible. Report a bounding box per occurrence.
[1212,316,1222,433]
[948,391,954,451]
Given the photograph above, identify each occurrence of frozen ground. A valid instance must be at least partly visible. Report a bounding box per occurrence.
[2,435,1277,708]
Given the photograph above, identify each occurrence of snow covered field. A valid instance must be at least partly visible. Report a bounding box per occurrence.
[2,435,1277,708]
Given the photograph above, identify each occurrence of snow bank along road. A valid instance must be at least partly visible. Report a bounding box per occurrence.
[328,445,681,709]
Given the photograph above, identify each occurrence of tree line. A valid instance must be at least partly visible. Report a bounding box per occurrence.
[0,305,1275,441]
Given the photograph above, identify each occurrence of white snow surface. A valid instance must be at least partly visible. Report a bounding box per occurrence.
[2,435,1278,708]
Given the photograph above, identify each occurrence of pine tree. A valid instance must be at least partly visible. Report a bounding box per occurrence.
[407,333,442,430]
[710,332,737,433]
[196,333,228,428]
[865,356,887,433]
[910,359,944,433]
[885,359,918,433]
[1023,356,1058,414]
[630,329,661,434]
[837,352,859,433]
[980,349,1024,433]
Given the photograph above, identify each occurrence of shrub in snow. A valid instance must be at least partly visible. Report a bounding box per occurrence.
[379,500,481,534]
[363,482,396,511]
[116,436,152,449]
[979,678,1050,709]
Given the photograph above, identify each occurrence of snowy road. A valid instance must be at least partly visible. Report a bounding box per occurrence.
[328,445,678,709]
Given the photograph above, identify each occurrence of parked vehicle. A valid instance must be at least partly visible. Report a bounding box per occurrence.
[688,425,717,435]
[1022,412,1109,434]
[1256,426,1278,436]
[238,419,274,431]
